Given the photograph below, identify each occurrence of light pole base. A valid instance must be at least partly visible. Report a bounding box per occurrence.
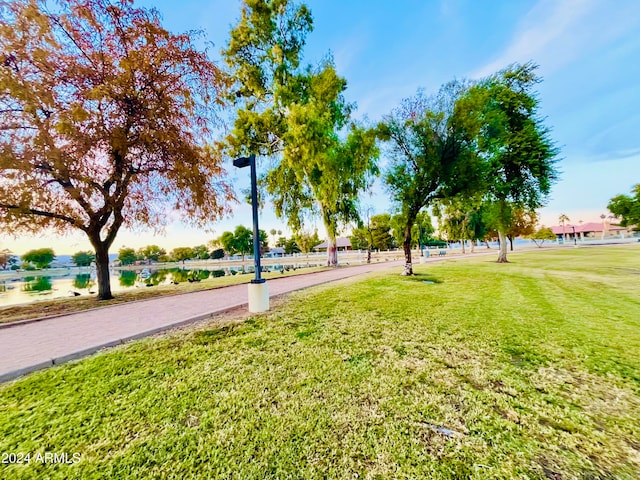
[248,281,269,313]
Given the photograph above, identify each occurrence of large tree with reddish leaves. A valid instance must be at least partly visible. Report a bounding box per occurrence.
[0,0,233,299]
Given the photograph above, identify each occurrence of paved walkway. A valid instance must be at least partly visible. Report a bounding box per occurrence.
[0,260,408,383]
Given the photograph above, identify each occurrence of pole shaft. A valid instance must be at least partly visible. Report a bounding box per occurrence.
[250,154,262,282]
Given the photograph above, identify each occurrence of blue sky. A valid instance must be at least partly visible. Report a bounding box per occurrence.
[3,0,640,254]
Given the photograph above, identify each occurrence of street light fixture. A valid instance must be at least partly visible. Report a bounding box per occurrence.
[233,154,269,312]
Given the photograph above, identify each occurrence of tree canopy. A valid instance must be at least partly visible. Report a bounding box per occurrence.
[459,62,559,262]
[0,0,233,299]
[608,184,640,231]
[71,250,96,267]
[171,247,195,264]
[137,245,166,262]
[527,227,556,247]
[380,81,478,274]
[0,249,18,270]
[117,247,137,266]
[218,225,268,261]
[224,1,379,267]
[22,248,55,269]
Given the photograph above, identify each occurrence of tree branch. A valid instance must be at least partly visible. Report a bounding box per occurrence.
[0,203,83,229]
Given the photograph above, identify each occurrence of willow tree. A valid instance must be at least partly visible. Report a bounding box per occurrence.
[224,1,378,266]
[381,82,478,275]
[0,0,232,299]
[460,63,559,263]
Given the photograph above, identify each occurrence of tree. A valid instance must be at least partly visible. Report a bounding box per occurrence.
[232,226,253,261]
[349,227,369,251]
[224,2,378,267]
[283,238,301,255]
[218,225,256,262]
[294,230,319,265]
[22,248,55,269]
[461,62,559,262]
[210,248,225,260]
[171,247,195,265]
[369,214,395,251]
[223,0,312,157]
[527,227,556,247]
[608,184,640,231]
[192,245,210,260]
[0,248,18,270]
[137,245,166,263]
[434,198,471,252]
[390,212,435,251]
[0,0,232,300]
[263,62,379,267]
[71,250,96,267]
[436,196,494,253]
[558,214,570,240]
[506,208,537,251]
[381,81,477,275]
[117,247,137,266]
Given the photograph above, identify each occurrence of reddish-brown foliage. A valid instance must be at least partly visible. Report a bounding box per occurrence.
[0,0,234,298]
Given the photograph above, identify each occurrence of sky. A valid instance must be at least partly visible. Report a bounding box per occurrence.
[2,0,640,255]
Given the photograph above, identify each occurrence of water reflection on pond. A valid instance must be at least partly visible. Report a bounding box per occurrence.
[0,264,321,308]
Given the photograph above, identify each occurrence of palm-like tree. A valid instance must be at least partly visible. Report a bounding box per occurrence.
[558,214,570,241]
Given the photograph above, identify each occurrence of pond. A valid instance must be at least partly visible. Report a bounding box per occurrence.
[0,264,321,308]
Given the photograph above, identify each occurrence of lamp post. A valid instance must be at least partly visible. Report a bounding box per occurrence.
[233,154,269,312]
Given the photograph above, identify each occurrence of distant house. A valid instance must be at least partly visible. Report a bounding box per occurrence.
[264,247,285,258]
[313,237,352,252]
[551,222,635,240]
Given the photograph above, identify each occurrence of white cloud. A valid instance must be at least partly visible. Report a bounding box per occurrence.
[471,0,640,78]
[472,0,594,78]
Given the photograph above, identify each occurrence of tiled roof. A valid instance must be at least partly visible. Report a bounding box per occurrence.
[550,222,629,234]
[313,237,352,249]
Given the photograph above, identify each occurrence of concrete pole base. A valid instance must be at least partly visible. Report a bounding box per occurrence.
[420,256,427,264]
[248,281,269,313]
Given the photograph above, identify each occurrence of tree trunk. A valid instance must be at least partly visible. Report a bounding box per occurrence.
[461,239,466,254]
[326,236,338,267]
[93,242,113,300]
[402,222,413,275]
[497,230,509,263]
[508,235,514,251]
[470,239,475,253]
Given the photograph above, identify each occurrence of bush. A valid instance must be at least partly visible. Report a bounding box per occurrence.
[212,270,225,278]
[211,248,225,260]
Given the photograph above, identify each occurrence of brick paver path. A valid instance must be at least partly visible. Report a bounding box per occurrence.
[0,260,407,382]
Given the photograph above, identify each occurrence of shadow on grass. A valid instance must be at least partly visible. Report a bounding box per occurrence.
[405,273,443,284]
[192,325,237,345]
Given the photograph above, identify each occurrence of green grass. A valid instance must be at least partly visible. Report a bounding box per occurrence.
[1,245,639,479]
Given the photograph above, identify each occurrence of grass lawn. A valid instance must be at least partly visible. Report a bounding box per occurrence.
[0,266,329,325]
[1,245,639,479]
